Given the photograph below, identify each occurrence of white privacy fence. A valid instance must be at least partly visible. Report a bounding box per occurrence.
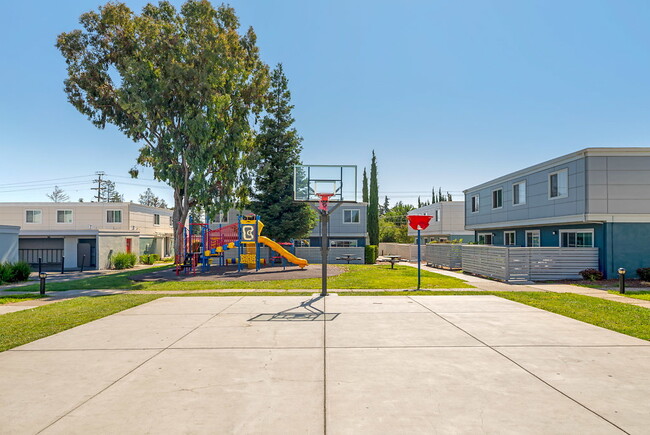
[460,245,599,283]
[295,247,365,264]
[425,244,463,269]
[378,243,422,261]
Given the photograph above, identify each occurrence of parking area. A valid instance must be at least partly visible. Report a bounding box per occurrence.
[1,295,648,434]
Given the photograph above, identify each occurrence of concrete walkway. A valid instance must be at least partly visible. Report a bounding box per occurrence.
[406,262,650,308]
[0,295,648,434]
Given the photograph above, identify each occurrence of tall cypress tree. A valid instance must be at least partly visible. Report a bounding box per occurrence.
[251,64,315,241]
[362,168,369,203]
[368,151,379,245]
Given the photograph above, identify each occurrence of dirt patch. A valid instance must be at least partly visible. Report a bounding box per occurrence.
[129,264,345,282]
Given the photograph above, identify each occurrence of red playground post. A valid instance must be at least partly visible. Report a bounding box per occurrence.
[407,215,433,290]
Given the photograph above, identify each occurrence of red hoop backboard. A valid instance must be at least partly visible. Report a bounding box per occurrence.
[407,215,432,230]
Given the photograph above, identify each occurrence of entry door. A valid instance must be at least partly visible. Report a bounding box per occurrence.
[126,238,132,254]
[526,230,541,247]
[77,243,91,268]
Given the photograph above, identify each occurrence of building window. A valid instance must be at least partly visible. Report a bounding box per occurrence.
[435,209,440,222]
[169,216,173,226]
[330,240,357,247]
[478,233,493,245]
[57,210,73,224]
[343,209,360,223]
[560,230,594,247]
[154,214,160,225]
[25,210,42,224]
[107,210,122,223]
[504,231,516,246]
[549,169,568,199]
[214,212,228,223]
[471,195,479,213]
[526,230,541,247]
[492,189,503,209]
[513,181,526,206]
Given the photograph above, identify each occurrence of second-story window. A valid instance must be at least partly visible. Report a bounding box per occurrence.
[107,210,122,223]
[57,210,73,224]
[154,214,160,225]
[25,210,42,224]
[492,189,503,209]
[513,181,526,206]
[169,216,173,226]
[344,209,360,223]
[471,195,479,213]
[435,209,440,222]
[549,169,568,199]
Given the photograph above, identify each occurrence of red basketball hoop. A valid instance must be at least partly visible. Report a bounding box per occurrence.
[315,193,334,211]
[407,215,433,230]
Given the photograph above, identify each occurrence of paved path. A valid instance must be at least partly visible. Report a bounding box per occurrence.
[1,295,647,434]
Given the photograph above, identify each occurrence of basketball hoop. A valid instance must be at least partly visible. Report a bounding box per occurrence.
[315,193,335,211]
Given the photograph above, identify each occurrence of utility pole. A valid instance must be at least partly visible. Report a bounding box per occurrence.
[91,171,105,202]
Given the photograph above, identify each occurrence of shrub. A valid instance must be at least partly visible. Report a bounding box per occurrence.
[0,263,14,284]
[579,268,604,281]
[112,252,137,270]
[365,245,378,264]
[11,262,32,282]
[637,268,650,281]
[139,254,160,265]
[139,255,152,265]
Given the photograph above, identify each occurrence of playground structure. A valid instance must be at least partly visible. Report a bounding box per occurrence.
[174,215,308,275]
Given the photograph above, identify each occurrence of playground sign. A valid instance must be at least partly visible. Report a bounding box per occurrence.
[240,224,257,242]
[406,215,433,290]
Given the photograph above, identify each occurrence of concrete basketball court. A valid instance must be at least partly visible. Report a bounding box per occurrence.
[1,295,648,434]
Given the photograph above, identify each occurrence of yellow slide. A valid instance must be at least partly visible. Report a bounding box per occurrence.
[258,236,308,269]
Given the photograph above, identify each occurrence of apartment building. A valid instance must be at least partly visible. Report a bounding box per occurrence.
[464,147,650,278]
[0,202,173,270]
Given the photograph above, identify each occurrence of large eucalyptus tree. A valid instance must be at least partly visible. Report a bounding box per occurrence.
[57,1,269,256]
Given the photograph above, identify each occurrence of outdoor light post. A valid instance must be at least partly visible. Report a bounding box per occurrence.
[406,215,433,290]
[618,268,626,294]
[39,273,47,295]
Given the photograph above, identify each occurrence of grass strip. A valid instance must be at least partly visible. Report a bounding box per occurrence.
[608,290,650,301]
[0,294,45,305]
[8,265,473,292]
[8,265,173,292]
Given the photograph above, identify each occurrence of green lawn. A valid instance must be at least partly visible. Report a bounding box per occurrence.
[0,294,45,304]
[1,289,648,352]
[8,265,474,292]
[0,294,161,352]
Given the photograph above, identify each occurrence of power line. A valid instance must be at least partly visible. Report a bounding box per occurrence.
[0,174,94,188]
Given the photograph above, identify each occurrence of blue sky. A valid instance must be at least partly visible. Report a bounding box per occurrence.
[1,0,649,206]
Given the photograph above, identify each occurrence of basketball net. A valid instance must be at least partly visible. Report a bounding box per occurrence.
[316,193,334,211]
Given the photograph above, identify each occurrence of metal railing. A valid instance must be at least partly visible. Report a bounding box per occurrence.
[19,249,64,265]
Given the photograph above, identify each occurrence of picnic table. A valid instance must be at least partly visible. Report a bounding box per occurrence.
[386,255,401,269]
[336,254,361,264]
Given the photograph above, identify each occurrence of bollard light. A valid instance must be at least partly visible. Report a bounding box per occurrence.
[618,268,626,294]
[39,273,47,295]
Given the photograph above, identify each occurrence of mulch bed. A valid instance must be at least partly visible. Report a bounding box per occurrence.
[129,264,345,282]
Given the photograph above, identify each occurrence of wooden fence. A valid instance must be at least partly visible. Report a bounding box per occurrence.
[461,245,599,283]
[425,244,463,269]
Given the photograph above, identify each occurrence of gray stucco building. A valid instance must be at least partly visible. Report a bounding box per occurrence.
[464,147,650,278]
